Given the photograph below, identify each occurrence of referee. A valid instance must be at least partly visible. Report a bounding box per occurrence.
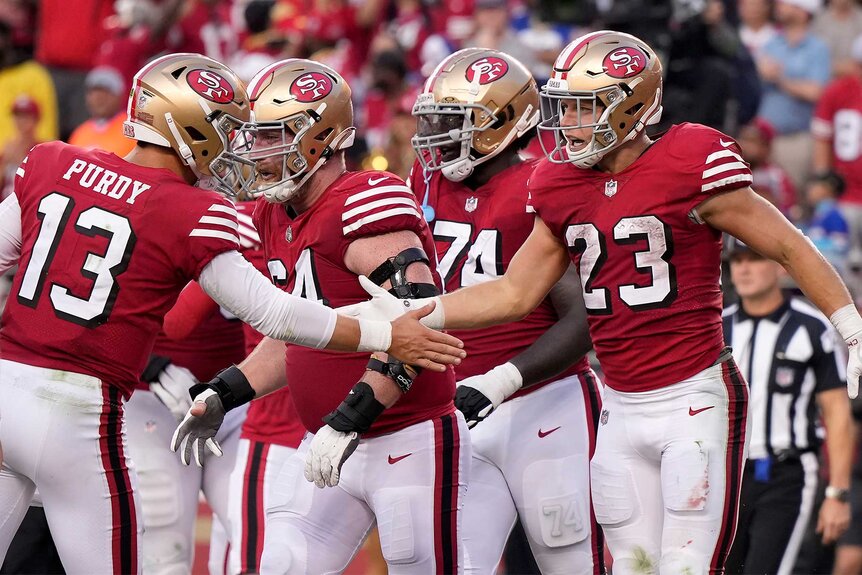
[723,239,854,575]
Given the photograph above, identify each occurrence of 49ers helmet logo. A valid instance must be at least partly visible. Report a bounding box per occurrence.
[187,69,235,103]
[290,72,333,102]
[602,47,647,79]
[465,57,509,85]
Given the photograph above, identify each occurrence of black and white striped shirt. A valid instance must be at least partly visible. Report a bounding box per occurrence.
[723,297,845,460]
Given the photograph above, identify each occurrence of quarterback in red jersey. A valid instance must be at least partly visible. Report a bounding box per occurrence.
[0,53,461,574]
[346,31,862,574]
[410,48,604,574]
[173,59,470,573]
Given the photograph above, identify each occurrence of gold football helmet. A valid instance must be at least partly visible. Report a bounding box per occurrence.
[124,53,253,195]
[236,59,356,203]
[412,48,539,182]
[539,30,663,168]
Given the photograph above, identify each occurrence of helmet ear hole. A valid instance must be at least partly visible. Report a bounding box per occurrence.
[170,66,187,80]
[186,126,207,141]
[625,102,644,116]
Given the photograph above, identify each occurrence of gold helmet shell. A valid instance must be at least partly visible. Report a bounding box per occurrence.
[124,53,252,194]
[539,30,663,168]
[239,59,355,203]
[412,48,539,182]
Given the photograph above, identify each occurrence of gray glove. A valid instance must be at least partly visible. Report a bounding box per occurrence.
[169,389,225,467]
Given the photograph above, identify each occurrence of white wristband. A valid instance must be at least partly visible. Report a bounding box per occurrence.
[830,303,862,344]
[357,319,393,352]
[493,362,524,396]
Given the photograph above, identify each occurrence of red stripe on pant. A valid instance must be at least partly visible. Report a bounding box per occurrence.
[241,440,270,573]
[433,414,460,574]
[99,384,138,575]
[580,370,606,575]
[709,359,749,574]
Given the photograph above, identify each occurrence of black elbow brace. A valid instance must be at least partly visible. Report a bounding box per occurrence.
[188,365,255,412]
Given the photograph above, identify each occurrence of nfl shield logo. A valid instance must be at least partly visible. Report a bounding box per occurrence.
[285,225,293,243]
[604,180,618,197]
[600,409,610,425]
[465,197,478,212]
[776,366,795,387]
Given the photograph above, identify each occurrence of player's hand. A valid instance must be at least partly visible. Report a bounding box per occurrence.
[817,497,851,544]
[388,302,464,372]
[170,389,226,467]
[338,276,444,328]
[151,363,196,422]
[303,424,359,488]
[454,362,523,428]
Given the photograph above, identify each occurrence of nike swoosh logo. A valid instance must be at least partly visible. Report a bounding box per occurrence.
[689,406,715,416]
[719,139,733,148]
[538,426,561,438]
[368,176,387,186]
[388,453,412,464]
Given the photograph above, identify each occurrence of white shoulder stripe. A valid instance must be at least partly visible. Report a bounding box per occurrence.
[342,197,417,221]
[15,167,24,177]
[705,149,745,165]
[190,229,240,244]
[344,185,413,206]
[208,203,237,216]
[198,215,239,230]
[701,174,753,192]
[702,162,749,179]
[236,212,256,227]
[342,207,421,234]
[237,226,261,244]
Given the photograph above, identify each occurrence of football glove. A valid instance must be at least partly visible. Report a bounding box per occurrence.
[304,424,360,488]
[170,389,226,467]
[337,275,444,329]
[151,363,197,422]
[454,362,523,428]
[830,304,862,398]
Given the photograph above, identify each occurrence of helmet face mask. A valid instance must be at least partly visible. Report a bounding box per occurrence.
[537,31,664,169]
[411,48,540,183]
[232,60,356,204]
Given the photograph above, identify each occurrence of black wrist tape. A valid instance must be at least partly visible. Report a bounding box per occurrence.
[323,381,385,433]
[188,365,254,412]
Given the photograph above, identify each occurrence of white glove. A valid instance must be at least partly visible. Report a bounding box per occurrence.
[454,362,523,428]
[337,275,444,329]
[170,389,226,467]
[830,304,862,398]
[150,363,196,422]
[303,424,360,488]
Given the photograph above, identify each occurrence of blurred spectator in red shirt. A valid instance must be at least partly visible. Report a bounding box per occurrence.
[36,0,113,140]
[169,0,238,62]
[68,67,135,157]
[96,0,183,92]
[738,117,800,219]
[0,95,42,200]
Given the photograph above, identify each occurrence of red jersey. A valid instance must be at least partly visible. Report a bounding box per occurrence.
[169,0,237,62]
[528,123,753,392]
[235,200,306,448]
[253,170,455,436]
[409,160,590,401]
[0,142,240,397]
[812,76,862,204]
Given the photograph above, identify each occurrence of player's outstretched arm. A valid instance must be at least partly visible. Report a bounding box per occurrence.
[454,264,593,427]
[196,250,464,371]
[697,187,862,396]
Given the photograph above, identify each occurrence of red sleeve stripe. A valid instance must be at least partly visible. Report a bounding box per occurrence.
[811,118,833,138]
[342,207,422,235]
[701,174,753,193]
[342,197,418,221]
[344,185,413,206]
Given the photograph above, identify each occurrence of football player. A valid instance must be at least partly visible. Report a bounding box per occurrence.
[409,48,604,574]
[0,53,462,573]
[343,30,862,574]
[171,59,471,574]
